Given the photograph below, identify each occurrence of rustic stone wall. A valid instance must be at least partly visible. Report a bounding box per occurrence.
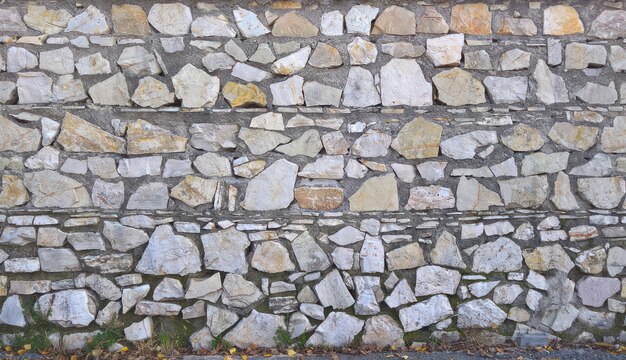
[0,0,626,352]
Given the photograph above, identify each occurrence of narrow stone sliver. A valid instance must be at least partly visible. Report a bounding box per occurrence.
[0,0,625,356]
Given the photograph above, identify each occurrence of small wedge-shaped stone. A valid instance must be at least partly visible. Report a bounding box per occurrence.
[548,122,598,151]
[233,7,270,38]
[372,5,416,35]
[601,116,626,153]
[172,64,220,108]
[65,5,110,34]
[132,77,174,108]
[349,174,399,212]
[88,73,130,106]
[543,5,583,35]
[126,182,168,210]
[450,3,492,35]
[103,221,149,252]
[24,170,91,208]
[170,176,217,208]
[24,5,71,34]
[431,231,466,269]
[148,3,192,35]
[578,177,626,209]
[272,12,318,37]
[126,119,187,155]
[275,129,322,158]
[533,60,569,104]
[343,67,380,107]
[56,113,125,153]
[309,42,342,68]
[315,269,355,309]
[222,82,266,108]
[391,117,442,159]
[238,128,290,155]
[0,175,29,208]
[0,116,41,152]
[497,18,537,36]
[432,68,486,106]
[222,273,264,308]
[75,53,111,75]
[136,225,201,276]
[380,59,432,106]
[242,159,298,210]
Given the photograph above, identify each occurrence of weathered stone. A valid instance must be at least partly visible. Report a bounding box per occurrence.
[347,37,377,65]
[430,231,466,269]
[24,170,91,208]
[75,53,111,75]
[111,4,150,36]
[241,159,297,210]
[0,116,41,153]
[533,60,569,104]
[577,177,626,209]
[441,130,497,160]
[221,273,264,308]
[223,82,266,108]
[272,12,318,37]
[426,34,463,67]
[349,174,399,212]
[450,3,492,35]
[320,10,343,36]
[565,43,607,70]
[202,227,250,274]
[523,244,575,273]
[16,72,54,104]
[295,187,343,210]
[548,122,598,152]
[6,47,38,73]
[405,186,455,211]
[458,300,507,329]
[414,266,461,297]
[497,18,537,36]
[342,67,380,107]
[135,225,201,276]
[501,124,544,152]
[37,290,97,327]
[39,47,74,75]
[307,312,364,347]
[102,221,149,252]
[472,237,523,273]
[251,241,295,273]
[416,7,449,34]
[126,182,168,210]
[345,5,379,35]
[124,317,153,341]
[190,123,238,152]
[372,5,415,35]
[233,7,270,38]
[521,152,569,176]
[238,128,290,155]
[362,315,404,347]
[117,47,161,77]
[360,235,385,273]
[92,179,124,209]
[126,119,187,155]
[271,46,311,75]
[551,172,579,211]
[185,274,221,302]
[381,42,425,58]
[352,130,392,158]
[191,15,236,37]
[575,247,607,275]
[576,81,618,105]
[88,73,130,106]
[498,49,531,71]
[292,231,331,272]
[39,248,80,272]
[132,76,174,108]
[399,295,453,332]
[589,10,626,39]
[543,5,584,35]
[315,269,355,310]
[381,59,432,107]
[0,175,29,208]
[24,5,72,34]
[577,277,620,307]
[601,117,626,153]
[484,76,528,104]
[270,75,304,106]
[147,3,192,35]
[56,113,124,154]
[276,129,322,158]
[456,176,502,211]
[386,243,426,271]
[172,64,219,108]
[432,68,486,106]
[171,176,217,208]
[65,5,109,34]
[498,175,548,209]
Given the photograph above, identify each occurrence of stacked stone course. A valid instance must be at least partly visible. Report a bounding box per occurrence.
[0,0,626,351]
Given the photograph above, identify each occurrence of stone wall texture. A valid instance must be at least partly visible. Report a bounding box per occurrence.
[1,0,626,352]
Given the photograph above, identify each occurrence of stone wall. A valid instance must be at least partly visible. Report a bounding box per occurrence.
[0,0,625,352]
